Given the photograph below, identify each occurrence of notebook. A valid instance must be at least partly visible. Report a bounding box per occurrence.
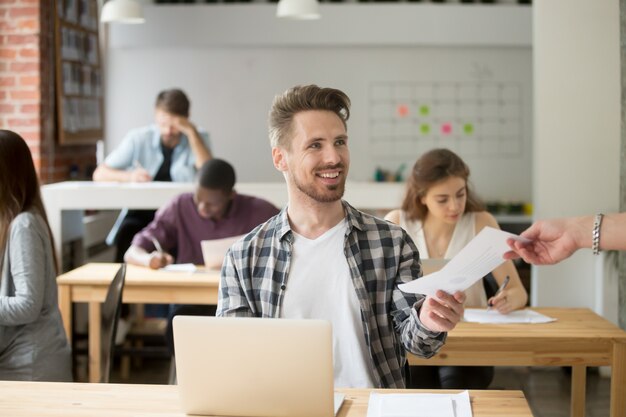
[200,235,245,270]
[173,316,342,417]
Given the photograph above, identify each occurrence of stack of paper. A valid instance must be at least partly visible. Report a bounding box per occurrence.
[366,390,472,417]
[464,308,556,324]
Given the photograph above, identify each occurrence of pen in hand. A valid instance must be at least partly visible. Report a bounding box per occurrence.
[150,237,164,254]
[130,159,151,182]
[148,237,173,269]
[487,275,510,310]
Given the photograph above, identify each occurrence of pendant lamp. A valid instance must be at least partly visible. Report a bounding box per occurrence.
[101,0,145,24]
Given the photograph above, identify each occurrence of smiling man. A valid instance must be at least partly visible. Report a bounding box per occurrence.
[217,85,465,389]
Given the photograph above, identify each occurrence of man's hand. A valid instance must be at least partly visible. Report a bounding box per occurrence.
[419,290,465,333]
[173,116,197,137]
[503,218,580,265]
[148,251,174,270]
[173,116,212,167]
[129,167,151,182]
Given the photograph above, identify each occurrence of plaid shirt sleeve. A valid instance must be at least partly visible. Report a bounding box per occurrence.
[391,229,447,357]
[216,215,288,319]
[216,244,254,317]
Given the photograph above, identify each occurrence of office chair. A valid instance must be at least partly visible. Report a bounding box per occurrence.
[100,263,126,383]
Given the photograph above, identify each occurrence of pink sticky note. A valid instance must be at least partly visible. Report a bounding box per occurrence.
[441,123,452,135]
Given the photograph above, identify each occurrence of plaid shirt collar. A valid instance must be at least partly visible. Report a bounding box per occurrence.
[275,200,365,243]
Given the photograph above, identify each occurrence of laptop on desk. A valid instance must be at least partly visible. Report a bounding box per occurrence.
[173,316,343,417]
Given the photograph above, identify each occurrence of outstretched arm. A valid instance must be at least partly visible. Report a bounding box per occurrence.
[93,163,151,182]
[504,213,626,265]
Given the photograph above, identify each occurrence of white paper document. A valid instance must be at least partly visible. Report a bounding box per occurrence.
[464,308,557,324]
[366,390,472,417]
[334,393,345,416]
[161,263,197,273]
[399,227,529,296]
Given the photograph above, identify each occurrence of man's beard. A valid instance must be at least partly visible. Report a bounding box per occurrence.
[292,165,346,203]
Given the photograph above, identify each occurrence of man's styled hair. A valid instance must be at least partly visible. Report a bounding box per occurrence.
[198,159,236,193]
[268,84,351,148]
[155,88,190,117]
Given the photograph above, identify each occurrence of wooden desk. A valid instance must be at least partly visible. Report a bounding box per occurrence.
[408,307,626,417]
[0,381,533,416]
[57,262,220,383]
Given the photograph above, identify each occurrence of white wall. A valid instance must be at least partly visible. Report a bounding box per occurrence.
[104,4,533,202]
[532,0,620,315]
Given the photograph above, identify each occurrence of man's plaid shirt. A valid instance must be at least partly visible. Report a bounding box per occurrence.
[217,201,446,388]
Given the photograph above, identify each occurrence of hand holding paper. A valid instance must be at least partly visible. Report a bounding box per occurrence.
[419,290,465,333]
[399,227,530,296]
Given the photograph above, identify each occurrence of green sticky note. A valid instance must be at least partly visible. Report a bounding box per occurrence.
[419,105,430,116]
[420,124,430,134]
[463,123,474,135]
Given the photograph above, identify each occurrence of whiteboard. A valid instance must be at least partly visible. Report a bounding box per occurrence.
[106,45,532,201]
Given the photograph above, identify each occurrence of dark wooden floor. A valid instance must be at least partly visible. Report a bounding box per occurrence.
[105,358,610,417]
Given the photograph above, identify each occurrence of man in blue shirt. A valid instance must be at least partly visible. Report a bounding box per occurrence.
[93,88,212,262]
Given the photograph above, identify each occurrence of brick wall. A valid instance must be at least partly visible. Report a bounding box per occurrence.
[0,0,96,184]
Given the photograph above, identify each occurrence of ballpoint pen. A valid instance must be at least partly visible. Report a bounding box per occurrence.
[488,275,510,309]
[150,237,164,254]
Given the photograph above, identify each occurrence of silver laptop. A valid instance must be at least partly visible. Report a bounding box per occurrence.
[173,316,338,417]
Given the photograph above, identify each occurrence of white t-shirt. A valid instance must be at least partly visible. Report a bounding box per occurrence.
[280,219,377,388]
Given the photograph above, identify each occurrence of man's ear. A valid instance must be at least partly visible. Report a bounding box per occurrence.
[272,147,288,172]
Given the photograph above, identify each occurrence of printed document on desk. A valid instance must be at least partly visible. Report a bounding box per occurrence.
[161,263,197,273]
[399,227,529,297]
[464,308,556,324]
[366,390,471,417]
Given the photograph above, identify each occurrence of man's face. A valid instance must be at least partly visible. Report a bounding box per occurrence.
[272,110,349,203]
[155,108,181,148]
[194,186,233,220]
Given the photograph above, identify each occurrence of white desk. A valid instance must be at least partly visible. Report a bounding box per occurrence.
[42,181,406,262]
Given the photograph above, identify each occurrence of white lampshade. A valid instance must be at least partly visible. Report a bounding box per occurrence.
[101,0,145,24]
[276,0,320,20]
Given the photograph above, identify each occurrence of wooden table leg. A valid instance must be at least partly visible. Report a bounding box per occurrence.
[611,341,626,417]
[570,365,586,417]
[57,285,72,341]
[88,302,102,383]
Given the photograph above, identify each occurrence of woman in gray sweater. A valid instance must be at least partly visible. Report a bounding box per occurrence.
[0,130,72,381]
